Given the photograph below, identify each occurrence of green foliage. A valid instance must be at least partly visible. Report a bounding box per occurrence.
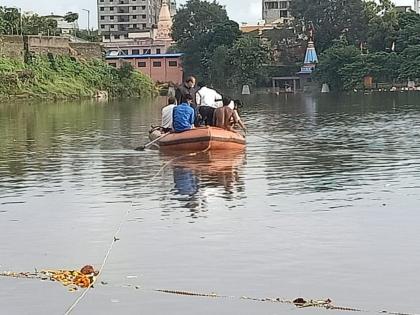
[64,12,79,23]
[0,56,156,99]
[0,7,59,36]
[290,0,369,52]
[228,35,271,87]
[172,0,271,88]
[172,0,241,80]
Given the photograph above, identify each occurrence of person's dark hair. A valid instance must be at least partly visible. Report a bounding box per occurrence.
[222,95,232,106]
[186,76,196,83]
[185,94,194,101]
[168,96,176,105]
[234,99,243,108]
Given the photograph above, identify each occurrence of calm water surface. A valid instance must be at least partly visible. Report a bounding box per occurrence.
[0,93,420,315]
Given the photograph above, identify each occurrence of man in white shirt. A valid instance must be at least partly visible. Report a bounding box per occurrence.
[161,96,177,132]
[196,83,223,125]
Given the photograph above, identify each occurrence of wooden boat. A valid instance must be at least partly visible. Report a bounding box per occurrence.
[155,127,245,152]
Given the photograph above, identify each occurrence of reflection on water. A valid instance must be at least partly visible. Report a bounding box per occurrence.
[1,93,420,314]
[163,151,246,217]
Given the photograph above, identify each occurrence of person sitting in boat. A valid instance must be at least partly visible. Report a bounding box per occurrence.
[231,99,247,133]
[213,96,239,131]
[161,96,177,132]
[195,82,223,126]
[172,94,196,132]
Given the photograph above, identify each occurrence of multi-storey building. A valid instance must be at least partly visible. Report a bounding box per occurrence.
[97,0,176,41]
[415,0,420,14]
[262,0,292,24]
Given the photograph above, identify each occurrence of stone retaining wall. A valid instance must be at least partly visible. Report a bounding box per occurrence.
[0,35,102,61]
[0,36,25,61]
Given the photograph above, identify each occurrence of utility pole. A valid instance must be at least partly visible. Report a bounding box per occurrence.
[82,9,90,35]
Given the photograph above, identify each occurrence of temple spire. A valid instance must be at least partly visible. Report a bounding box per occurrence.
[156,0,173,40]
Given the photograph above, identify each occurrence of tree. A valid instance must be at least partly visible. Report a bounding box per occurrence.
[171,0,241,80]
[315,40,362,90]
[64,12,79,23]
[22,14,58,36]
[290,0,369,52]
[228,35,271,87]
[0,7,21,35]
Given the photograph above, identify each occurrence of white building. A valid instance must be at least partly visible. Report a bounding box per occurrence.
[44,14,78,35]
[262,0,293,24]
[415,0,420,14]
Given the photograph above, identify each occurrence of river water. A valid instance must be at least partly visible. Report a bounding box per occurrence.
[0,93,420,315]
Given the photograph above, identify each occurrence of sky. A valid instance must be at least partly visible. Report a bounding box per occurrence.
[0,0,415,29]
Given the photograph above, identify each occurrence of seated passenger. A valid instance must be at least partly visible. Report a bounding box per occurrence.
[161,96,177,132]
[172,94,195,132]
[232,99,247,133]
[213,96,238,131]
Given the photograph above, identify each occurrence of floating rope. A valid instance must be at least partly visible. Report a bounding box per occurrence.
[63,144,212,314]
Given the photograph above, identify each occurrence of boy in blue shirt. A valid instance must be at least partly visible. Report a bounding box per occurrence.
[172,94,196,132]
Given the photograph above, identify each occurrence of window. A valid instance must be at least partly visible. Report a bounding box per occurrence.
[132,15,137,19]
[142,23,147,29]
[110,25,115,29]
[110,7,114,11]
[138,62,147,67]
[132,6,137,10]
[132,49,140,55]
[280,10,288,17]
[141,14,146,19]
[153,61,162,67]
[115,35,120,39]
[124,34,129,39]
[100,0,104,2]
[110,16,115,20]
[279,1,288,9]
[168,61,178,67]
[121,49,129,55]
[265,1,278,9]
[100,7,105,11]
[101,25,105,29]
[109,63,117,67]
[132,24,138,28]
[104,34,110,39]
[156,48,161,54]
[143,49,150,54]
[100,16,105,20]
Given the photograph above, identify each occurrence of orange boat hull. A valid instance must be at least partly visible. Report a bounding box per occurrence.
[158,127,246,152]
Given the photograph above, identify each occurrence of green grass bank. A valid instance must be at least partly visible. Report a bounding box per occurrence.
[0,55,157,100]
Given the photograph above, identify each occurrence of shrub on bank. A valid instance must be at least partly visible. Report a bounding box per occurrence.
[0,55,157,99]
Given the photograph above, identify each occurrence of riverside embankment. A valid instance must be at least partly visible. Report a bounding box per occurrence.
[0,35,157,100]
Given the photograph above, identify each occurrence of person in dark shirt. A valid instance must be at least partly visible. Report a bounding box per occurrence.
[175,76,197,106]
[172,94,196,132]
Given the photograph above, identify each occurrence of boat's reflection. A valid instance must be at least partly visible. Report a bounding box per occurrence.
[160,150,246,218]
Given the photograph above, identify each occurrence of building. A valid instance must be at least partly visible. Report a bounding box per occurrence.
[105,0,182,84]
[271,35,318,93]
[395,6,413,13]
[415,0,420,14]
[97,0,159,41]
[262,0,293,24]
[43,14,79,35]
[240,21,275,34]
[103,0,174,55]
[106,53,183,84]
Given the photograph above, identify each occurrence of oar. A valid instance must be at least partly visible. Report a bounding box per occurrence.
[135,134,167,151]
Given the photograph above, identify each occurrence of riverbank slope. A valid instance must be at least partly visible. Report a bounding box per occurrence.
[0,56,157,100]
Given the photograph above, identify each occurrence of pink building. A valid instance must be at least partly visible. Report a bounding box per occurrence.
[106,53,183,84]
